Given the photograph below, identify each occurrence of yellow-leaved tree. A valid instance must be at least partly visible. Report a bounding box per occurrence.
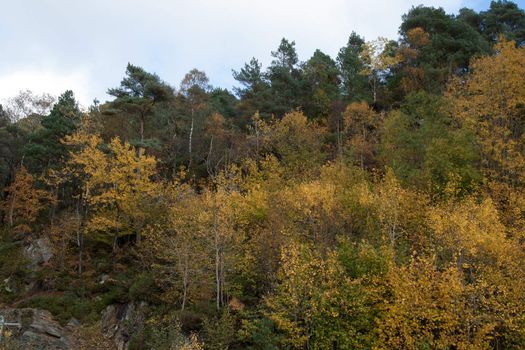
[428,196,525,348]
[448,38,525,236]
[268,111,326,178]
[1,165,52,234]
[359,38,402,102]
[143,177,211,313]
[64,132,159,261]
[377,256,473,350]
[202,168,243,311]
[343,101,380,169]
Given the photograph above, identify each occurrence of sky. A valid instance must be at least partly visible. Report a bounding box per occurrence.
[0,0,496,108]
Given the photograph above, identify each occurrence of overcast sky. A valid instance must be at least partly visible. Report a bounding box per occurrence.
[0,0,493,107]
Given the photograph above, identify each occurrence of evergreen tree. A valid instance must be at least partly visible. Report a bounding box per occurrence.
[480,0,525,45]
[397,6,490,93]
[266,38,305,117]
[107,63,174,146]
[337,32,370,102]
[23,90,80,173]
[233,58,272,119]
[303,49,340,119]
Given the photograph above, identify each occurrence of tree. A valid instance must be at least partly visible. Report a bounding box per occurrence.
[337,32,370,102]
[449,39,525,183]
[264,242,327,349]
[64,132,158,255]
[0,114,27,197]
[458,7,483,30]
[448,38,525,230]
[233,58,272,119]
[381,92,480,196]
[204,113,232,178]
[145,183,208,312]
[480,1,525,45]
[428,196,525,348]
[202,172,241,311]
[396,27,431,95]
[268,111,326,178]
[209,88,238,121]
[3,90,55,123]
[397,5,490,93]
[359,38,401,102]
[377,256,472,349]
[342,101,380,169]
[107,63,174,144]
[266,38,305,116]
[233,58,265,99]
[202,309,236,350]
[303,50,340,119]
[376,169,405,248]
[180,69,212,173]
[23,90,80,173]
[265,241,385,349]
[400,5,490,71]
[1,166,51,234]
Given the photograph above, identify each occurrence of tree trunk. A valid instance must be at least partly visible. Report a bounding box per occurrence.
[255,121,260,166]
[215,243,220,311]
[78,231,83,277]
[207,136,214,177]
[220,253,225,307]
[140,111,145,142]
[181,261,188,312]
[188,108,194,172]
[373,78,377,103]
[7,193,15,227]
[213,200,221,311]
[76,199,83,277]
[336,120,342,161]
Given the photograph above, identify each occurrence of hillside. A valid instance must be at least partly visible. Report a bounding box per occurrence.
[1,1,525,349]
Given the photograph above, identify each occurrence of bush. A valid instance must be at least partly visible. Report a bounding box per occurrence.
[20,290,119,325]
[128,272,157,302]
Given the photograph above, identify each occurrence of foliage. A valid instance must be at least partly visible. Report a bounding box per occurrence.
[202,310,235,350]
[1,3,525,349]
[0,166,52,234]
[23,90,80,173]
[381,91,480,195]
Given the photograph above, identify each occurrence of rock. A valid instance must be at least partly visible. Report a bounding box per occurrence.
[3,277,13,292]
[101,302,148,350]
[66,317,81,330]
[0,308,75,349]
[24,237,54,270]
[98,274,110,285]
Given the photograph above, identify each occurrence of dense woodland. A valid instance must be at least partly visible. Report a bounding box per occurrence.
[1,1,525,349]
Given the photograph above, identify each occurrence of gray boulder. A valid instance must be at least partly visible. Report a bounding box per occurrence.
[0,308,74,349]
[24,238,54,270]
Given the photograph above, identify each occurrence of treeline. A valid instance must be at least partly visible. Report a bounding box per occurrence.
[1,1,525,349]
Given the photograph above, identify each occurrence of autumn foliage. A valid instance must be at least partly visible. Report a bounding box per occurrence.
[1,4,525,348]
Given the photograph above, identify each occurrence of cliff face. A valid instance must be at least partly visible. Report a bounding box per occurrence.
[101,302,148,350]
[0,308,74,349]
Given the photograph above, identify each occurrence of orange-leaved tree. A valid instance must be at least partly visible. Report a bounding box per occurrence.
[1,165,52,234]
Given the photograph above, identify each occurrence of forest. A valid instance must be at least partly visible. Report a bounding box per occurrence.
[1,1,525,349]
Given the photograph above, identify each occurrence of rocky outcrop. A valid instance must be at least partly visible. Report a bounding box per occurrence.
[24,237,54,271]
[0,308,74,349]
[101,302,148,350]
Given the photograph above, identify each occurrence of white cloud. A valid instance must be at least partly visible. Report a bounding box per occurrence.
[0,69,93,108]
